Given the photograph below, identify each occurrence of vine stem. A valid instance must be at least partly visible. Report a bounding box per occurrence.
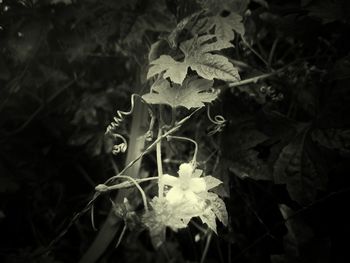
[48,108,201,263]
[116,175,149,211]
[268,37,279,68]
[228,56,321,89]
[166,135,198,165]
[200,231,213,263]
[95,176,159,192]
[156,127,164,198]
[104,108,200,186]
[241,36,269,67]
[228,70,281,88]
[79,94,148,263]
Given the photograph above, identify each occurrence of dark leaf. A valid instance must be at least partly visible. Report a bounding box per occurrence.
[311,128,350,155]
[273,127,327,205]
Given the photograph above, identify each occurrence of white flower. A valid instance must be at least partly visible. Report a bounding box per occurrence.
[162,163,207,206]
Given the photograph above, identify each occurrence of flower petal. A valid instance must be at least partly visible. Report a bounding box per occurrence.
[183,190,200,204]
[162,174,179,187]
[178,163,194,179]
[189,178,206,193]
[165,187,184,204]
[192,169,203,178]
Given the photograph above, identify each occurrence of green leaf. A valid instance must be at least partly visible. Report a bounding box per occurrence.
[147,35,240,84]
[212,13,245,40]
[273,128,327,205]
[311,128,350,154]
[270,205,329,263]
[229,149,272,181]
[181,35,233,54]
[200,208,217,234]
[204,176,223,190]
[206,192,228,226]
[189,53,239,82]
[279,205,314,254]
[142,210,167,249]
[182,35,239,82]
[306,0,343,24]
[143,197,191,248]
[167,11,203,49]
[194,14,245,42]
[148,40,172,63]
[142,77,217,109]
[147,55,189,84]
[196,0,249,15]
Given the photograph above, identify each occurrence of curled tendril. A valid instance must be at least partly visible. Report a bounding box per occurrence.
[207,105,226,136]
[144,108,155,142]
[106,94,139,155]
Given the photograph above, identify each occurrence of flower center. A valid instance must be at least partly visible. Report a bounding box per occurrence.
[180,182,189,191]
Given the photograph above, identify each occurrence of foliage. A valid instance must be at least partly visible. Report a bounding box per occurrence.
[1,0,350,263]
[147,34,240,84]
[142,77,218,109]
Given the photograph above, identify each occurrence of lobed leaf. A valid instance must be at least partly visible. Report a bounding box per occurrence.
[200,208,217,234]
[204,176,223,190]
[147,34,240,84]
[273,128,327,205]
[142,77,217,109]
[189,53,240,82]
[147,55,188,84]
[206,192,228,226]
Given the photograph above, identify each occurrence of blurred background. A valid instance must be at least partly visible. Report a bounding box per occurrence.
[1,0,350,262]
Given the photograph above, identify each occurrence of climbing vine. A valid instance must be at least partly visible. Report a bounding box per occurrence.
[1,0,350,262]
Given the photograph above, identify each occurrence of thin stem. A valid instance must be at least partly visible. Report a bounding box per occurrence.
[268,37,279,68]
[200,231,213,263]
[207,105,226,135]
[171,107,176,127]
[166,135,198,165]
[90,203,97,231]
[191,220,207,234]
[106,93,142,154]
[95,177,159,192]
[156,128,164,198]
[115,224,127,248]
[228,56,320,89]
[145,108,155,141]
[116,175,149,211]
[228,71,279,88]
[104,109,200,186]
[241,36,269,67]
[207,106,225,125]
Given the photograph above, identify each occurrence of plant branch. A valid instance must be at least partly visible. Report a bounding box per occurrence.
[228,71,278,88]
[104,108,200,186]
[95,177,159,192]
[116,175,149,211]
[200,231,213,263]
[166,135,198,165]
[268,37,279,68]
[156,128,164,198]
[241,36,269,67]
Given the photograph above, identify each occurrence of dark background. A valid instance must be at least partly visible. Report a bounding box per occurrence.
[1,0,350,262]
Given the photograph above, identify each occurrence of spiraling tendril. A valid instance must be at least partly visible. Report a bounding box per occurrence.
[144,108,155,142]
[206,105,226,136]
[106,94,139,155]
